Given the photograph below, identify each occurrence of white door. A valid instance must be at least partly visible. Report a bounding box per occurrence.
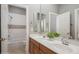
[1,4,9,53]
[56,12,70,36]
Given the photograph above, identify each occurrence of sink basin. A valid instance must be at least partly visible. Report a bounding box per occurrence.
[30,34,43,38]
[52,44,73,53]
[51,43,79,54]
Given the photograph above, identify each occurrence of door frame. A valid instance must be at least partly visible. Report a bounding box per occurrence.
[74,8,79,40]
[1,4,29,54]
[9,4,29,53]
[1,4,9,53]
[0,4,1,54]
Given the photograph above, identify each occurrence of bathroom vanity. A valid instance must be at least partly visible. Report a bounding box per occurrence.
[29,37,57,54]
[29,34,79,54]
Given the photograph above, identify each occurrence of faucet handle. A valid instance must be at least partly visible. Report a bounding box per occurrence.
[61,37,69,45]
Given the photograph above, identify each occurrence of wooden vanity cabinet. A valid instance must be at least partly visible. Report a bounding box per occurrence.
[29,38,40,54]
[39,44,56,54]
[29,37,57,54]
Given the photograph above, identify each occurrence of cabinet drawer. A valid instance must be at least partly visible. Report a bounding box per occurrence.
[40,44,56,54]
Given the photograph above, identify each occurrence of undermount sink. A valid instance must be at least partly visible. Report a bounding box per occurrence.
[52,44,73,53]
[30,34,43,38]
[51,43,79,54]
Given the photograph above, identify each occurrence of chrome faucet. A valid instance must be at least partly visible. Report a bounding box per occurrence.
[61,37,69,45]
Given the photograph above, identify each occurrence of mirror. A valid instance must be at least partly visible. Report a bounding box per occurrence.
[31,4,48,33]
[30,4,70,37]
[32,12,47,33]
[40,12,46,32]
[29,4,79,40]
[29,4,40,33]
[40,4,50,33]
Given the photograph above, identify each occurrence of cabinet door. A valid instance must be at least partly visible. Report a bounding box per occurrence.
[39,50,45,54]
[29,38,40,54]
[33,44,39,54]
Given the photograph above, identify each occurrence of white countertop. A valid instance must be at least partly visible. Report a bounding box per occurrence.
[30,34,79,54]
